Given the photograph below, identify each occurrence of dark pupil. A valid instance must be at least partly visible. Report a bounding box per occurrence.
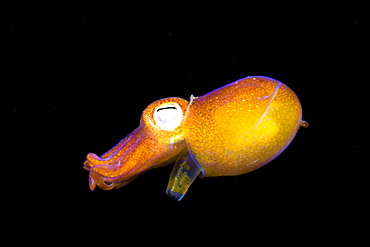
[157,106,177,112]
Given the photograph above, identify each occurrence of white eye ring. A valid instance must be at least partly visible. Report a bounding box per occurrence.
[153,103,183,131]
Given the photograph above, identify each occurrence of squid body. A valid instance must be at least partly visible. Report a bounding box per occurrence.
[83,76,307,200]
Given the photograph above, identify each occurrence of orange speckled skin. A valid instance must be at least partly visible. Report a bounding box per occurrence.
[84,97,189,190]
[83,76,304,194]
[183,76,302,177]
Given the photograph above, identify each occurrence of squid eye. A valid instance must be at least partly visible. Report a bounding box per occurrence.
[153,103,183,130]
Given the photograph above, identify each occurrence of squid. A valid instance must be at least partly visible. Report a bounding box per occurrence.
[83,76,308,200]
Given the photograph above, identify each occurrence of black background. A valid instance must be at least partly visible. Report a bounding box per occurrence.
[1,0,367,244]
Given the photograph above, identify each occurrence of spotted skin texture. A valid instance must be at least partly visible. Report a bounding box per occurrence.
[83,76,306,200]
[184,77,302,177]
[84,97,189,190]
